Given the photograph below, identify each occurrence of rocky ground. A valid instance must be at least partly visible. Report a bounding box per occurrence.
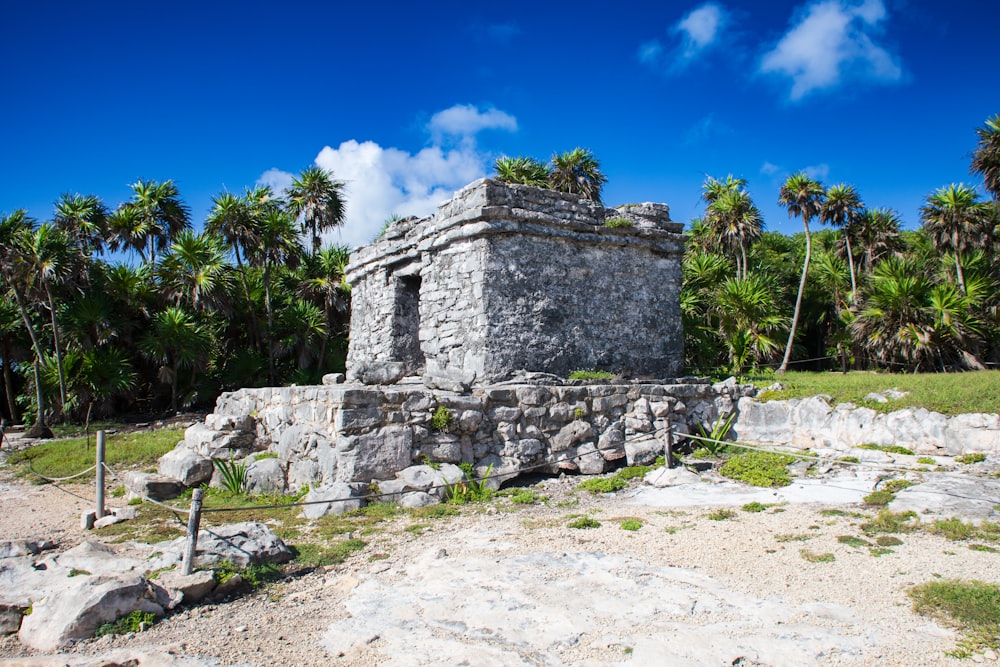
[1,445,999,666]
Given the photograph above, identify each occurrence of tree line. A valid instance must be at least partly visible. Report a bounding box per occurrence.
[0,167,351,436]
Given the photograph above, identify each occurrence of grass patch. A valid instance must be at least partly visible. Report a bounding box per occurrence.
[837,535,870,548]
[908,579,1000,657]
[861,510,919,535]
[501,489,544,505]
[917,456,936,465]
[410,504,460,519]
[616,465,653,480]
[94,610,159,638]
[876,535,904,546]
[720,451,795,487]
[9,427,185,480]
[776,533,814,542]
[956,453,987,464]
[603,216,635,228]
[969,544,998,553]
[291,539,366,567]
[929,517,975,541]
[741,501,771,513]
[620,519,643,531]
[706,508,735,521]
[568,369,614,381]
[838,456,860,464]
[881,479,914,493]
[856,443,915,456]
[753,370,1000,415]
[567,516,601,529]
[800,549,835,563]
[863,490,896,506]
[577,477,628,494]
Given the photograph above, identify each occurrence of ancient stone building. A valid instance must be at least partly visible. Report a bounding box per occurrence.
[345,178,685,389]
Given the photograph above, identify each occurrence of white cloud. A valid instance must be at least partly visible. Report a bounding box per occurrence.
[427,104,517,144]
[637,41,663,64]
[260,104,517,250]
[760,161,781,175]
[675,3,726,59]
[803,163,831,181]
[760,0,902,100]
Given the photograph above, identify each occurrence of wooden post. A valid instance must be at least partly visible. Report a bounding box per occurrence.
[95,430,106,518]
[181,488,204,576]
[664,421,675,469]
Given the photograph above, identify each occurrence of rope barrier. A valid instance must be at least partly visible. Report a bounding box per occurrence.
[26,463,97,483]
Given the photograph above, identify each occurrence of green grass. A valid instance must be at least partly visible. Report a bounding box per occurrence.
[577,476,628,494]
[800,549,835,563]
[861,510,919,535]
[620,519,643,531]
[754,370,1000,415]
[882,479,914,493]
[837,535,870,548]
[741,501,771,513]
[567,516,601,529]
[8,427,185,480]
[908,579,1000,657]
[856,443,915,456]
[863,490,896,506]
[291,539,366,567]
[706,508,735,521]
[917,456,936,464]
[720,451,795,487]
[568,369,614,381]
[956,453,987,464]
[94,610,159,638]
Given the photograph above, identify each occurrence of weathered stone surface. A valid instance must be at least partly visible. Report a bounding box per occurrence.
[0,540,55,560]
[354,362,406,386]
[124,472,183,501]
[396,464,463,499]
[153,569,217,606]
[322,372,346,385]
[92,506,138,529]
[183,422,255,459]
[644,466,700,488]
[399,492,436,509]
[157,446,213,487]
[336,426,412,482]
[300,483,365,519]
[18,574,165,652]
[0,649,224,666]
[625,434,662,466]
[245,457,285,495]
[153,522,293,569]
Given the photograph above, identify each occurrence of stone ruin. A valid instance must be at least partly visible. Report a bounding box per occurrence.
[346,178,686,390]
[144,179,749,510]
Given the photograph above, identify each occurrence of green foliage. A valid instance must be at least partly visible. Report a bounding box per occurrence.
[430,404,454,432]
[213,457,248,495]
[9,427,185,480]
[567,516,601,529]
[620,519,643,531]
[877,535,903,546]
[882,479,914,493]
[254,452,278,460]
[863,490,896,506]
[577,476,627,494]
[929,517,975,541]
[861,510,919,535]
[800,549,835,563]
[67,568,91,577]
[568,369,614,381]
[838,456,860,464]
[741,501,770,513]
[95,610,159,637]
[917,456,936,464]
[616,465,652,480]
[503,489,542,505]
[857,443,915,456]
[573,407,586,419]
[908,579,1000,656]
[292,539,366,567]
[956,453,986,464]
[706,508,735,521]
[694,412,737,457]
[444,464,494,504]
[837,535,870,548]
[213,561,283,588]
[603,217,634,229]
[720,451,795,487]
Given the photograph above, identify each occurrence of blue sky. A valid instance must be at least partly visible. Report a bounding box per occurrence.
[2,0,998,249]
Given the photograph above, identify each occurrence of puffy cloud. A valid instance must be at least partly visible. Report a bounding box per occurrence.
[675,3,726,59]
[259,105,517,249]
[760,0,902,100]
[640,2,729,72]
[427,104,517,144]
[804,163,831,181]
[760,161,781,175]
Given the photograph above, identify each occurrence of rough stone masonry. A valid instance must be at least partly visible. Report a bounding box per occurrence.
[345,178,686,390]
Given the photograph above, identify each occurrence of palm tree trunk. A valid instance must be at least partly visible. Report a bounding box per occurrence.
[778,220,812,373]
[844,235,857,301]
[2,339,18,423]
[740,245,748,281]
[953,240,967,295]
[9,284,48,428]
[44,287,68,412]
[234,250,262,353]
[264,264,275,384]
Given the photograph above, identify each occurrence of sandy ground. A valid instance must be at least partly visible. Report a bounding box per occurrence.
[1,459,999,666]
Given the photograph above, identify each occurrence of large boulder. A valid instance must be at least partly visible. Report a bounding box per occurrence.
[300,483,365,519]
[245,456,285,494]
[335,426,412,482]
[158,446,214,487]
[151,522,293,570]
[124,472,183,502]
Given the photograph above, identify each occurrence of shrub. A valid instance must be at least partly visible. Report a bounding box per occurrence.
[430,405,454,432]
[95,610,159,637]
[741,501,769,513]
[213,457,248,495]
[620,519,643,531]
[917,456,936,465]
[956,453,986,464]
[694,413,737,458]
[444,464,494,504]
[720,451,795,487]
[567,517,601,529]
[603,217,635,228]
[863,490,896,506]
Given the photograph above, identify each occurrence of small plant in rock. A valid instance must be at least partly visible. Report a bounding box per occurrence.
[863,490,896,506]
[837,535,870,548]
[574,407,587,419]
[95,610,159,637]
[213,457,248,495]
[694,413,737,457]
[568,369,614,381]
[908,578,1000,657]
[882,479,914,493]
[707,508,735,521]
[430,405,454,432]
[577,477,628,494]
[720,451,795,487]
[603,216,635,228]
[620,519,643,531]
[857,443,915,456]
[929,517,975,541]
[444,464,494,504]
[861,510,919,535]
[839,456,860,464]
[616,465,653,480]
[110,485,126,498]
[800,549,835,563]
[917,456,936,465]
[567,516,601,529]
[741,501,770,513]
[956,453,986,464]
[877,535,904,547]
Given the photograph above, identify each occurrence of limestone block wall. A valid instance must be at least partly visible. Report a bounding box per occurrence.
[206,379,733,493]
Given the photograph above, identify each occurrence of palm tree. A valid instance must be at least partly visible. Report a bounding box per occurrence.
[777,173,825,373]
[709,273,785,374]
[919,183,992,295]
[53,193,109,256]
[0,211,51,436]
[158,231,232,313]
[140,306,212,413]
[0,296,27,423]
[820,184,864,299]
[494,156,551,186]
[108,179,190,266]
[971,114,1000,201]
[702,176,763,279]
[246,209,303,382]
[854,208,903,276]
[548,148,607,203]
[285,166,346,255]
[298,245,351,368]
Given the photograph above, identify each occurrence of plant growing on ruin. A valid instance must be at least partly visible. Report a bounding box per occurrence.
[956,453,986,464]
[95,610,160,637]
[694,412,737,457]
[719,450,795,487]
[494,156,551,186]
[430,404,454,432]
[444,464,494,504]
[568,369,613,381]
[604,217,634,228]
[214,457,248,495]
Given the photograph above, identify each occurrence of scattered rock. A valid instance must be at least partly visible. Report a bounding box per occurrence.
[152,522,293,570]
[158,446,214,487]
[644,466,700,488]
[124,472,183,502]
[300,483,365,519]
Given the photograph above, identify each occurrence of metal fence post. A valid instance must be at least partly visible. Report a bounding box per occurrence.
[95,430,106,518]
[181,488,205,576]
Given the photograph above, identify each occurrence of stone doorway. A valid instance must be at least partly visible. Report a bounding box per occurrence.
[391,274,424,375]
